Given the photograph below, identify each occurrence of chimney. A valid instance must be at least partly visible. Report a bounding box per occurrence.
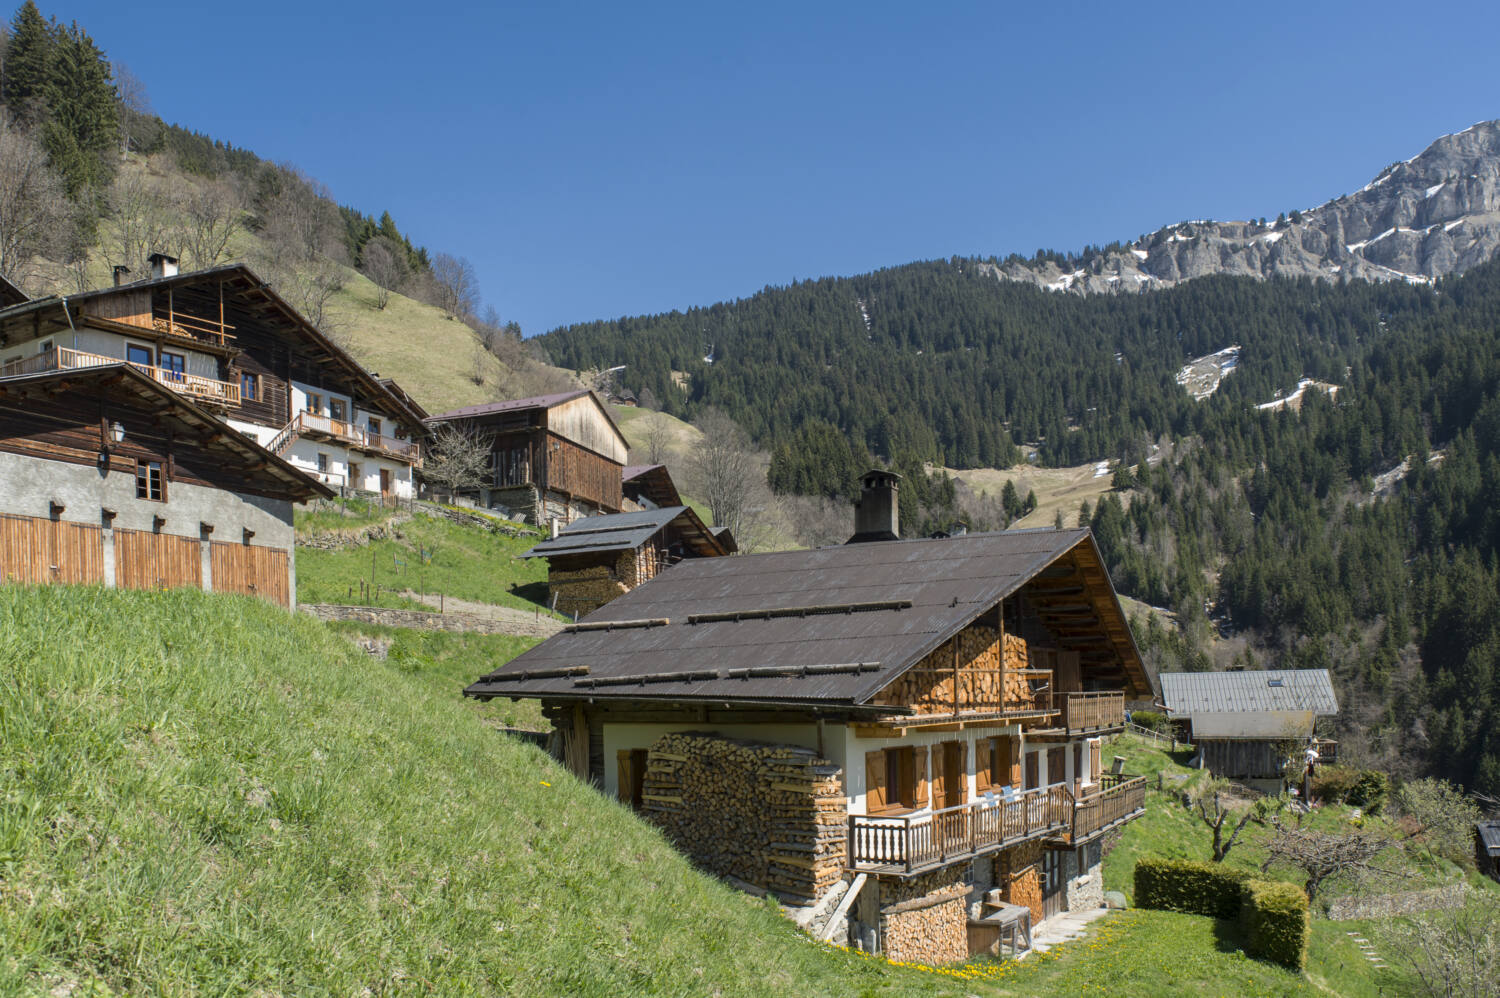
[112,265,130,287]
[146,253,178,279]
[847,470,900,544]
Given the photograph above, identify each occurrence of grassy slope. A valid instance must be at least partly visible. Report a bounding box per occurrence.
[946,461,1123,531]
[0,585,984,998]
[294,501,554,615]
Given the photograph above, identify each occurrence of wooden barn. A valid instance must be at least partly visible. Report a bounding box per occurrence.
[1160,669,1338,792]
[522,505,730,617]
[1478,821,1500,882]
[0,364,328,606]
[467,477,1154,966]
[424,390,628,525]
[621,463,682,509]
[0,258,428,500]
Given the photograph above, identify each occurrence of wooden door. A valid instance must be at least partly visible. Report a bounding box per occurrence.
[379,468,392,497]
[0,514,104,585]
[941,741,966,808]
[1042,850,1066,919]
[210,541,290,607]
[616,749,647,811]
[114,528,201,592]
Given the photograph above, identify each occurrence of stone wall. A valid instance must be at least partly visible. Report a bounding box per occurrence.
[1064,841,1104,912]
[298,602,559,638]
[640,733,846,905]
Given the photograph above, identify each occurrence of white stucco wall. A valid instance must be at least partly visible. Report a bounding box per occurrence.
[601,721,828,798]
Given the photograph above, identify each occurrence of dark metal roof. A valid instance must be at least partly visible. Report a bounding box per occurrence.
[523,506,689,558]
[1479,821,1500,855]
[426,389,590,422]
[468,527,1151,706]
[1160,669,1338,716]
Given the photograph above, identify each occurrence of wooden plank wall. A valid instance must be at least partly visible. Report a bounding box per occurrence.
[0,514,104,585]
[210,541,289,607]
[543,432,623,510]
[114,528,201,592]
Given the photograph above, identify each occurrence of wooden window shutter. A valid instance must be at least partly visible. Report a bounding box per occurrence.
[977,737,997,791]
[896,748,915,809]
[1090,740,1101,782]
[1008,737,1022,788]
[616,750,633,803]
[913,746,929,807]
[865,749,887,811]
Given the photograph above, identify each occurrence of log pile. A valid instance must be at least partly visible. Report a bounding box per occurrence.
[877,869,971,965]
[548,562,631,617]
[870,626,1041,715]
[999,840,1044,922]
[640,732,846,905]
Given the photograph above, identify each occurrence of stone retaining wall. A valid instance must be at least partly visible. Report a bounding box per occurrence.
[299,603,554,637]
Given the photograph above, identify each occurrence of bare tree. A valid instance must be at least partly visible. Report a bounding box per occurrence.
[0,111,70,281]
[108,170,179,276]
[180,178,246,270]
[1394,888,1500,998]
[360,235,405,309]
[421,423,494,495]
[431,252,479,320]
[112,62,154,155]
[1187,778,1277,862]
[1260,815,1394,904]
[689,408,759,541]
[641,414,674,465]
[1396,778,1483,867]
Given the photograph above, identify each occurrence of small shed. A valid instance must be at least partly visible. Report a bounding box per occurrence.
[1160,669,1338,788]
[1478,821,1500,881]
[523,505,729,617]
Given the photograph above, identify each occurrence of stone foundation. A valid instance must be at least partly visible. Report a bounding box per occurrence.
[1064,841,1104,912]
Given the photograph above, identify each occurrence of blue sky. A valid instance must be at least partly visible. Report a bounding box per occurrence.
[51,0,1500,334]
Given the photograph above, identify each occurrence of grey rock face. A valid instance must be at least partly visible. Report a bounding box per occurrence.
[987,120,1500,294]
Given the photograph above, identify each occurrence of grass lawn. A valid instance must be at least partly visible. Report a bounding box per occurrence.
[295,501,555,615]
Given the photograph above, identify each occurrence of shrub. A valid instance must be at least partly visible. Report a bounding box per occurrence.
[1241,880,1309,970]
[1129,709,1167,732]
[1310,765,1359,803]
[1346,770,1390,815]
[1134,857,1252,919]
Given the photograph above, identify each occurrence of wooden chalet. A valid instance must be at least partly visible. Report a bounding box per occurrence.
[0,258,427,500]
[467,477,1154,966]
[425,389,627,525]
[622,463,682,509]
[1160,669,1339,793]
[0,364,329,606]
[522,505,731,617]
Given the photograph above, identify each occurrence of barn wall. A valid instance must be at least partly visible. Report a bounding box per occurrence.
[546,394,628,464]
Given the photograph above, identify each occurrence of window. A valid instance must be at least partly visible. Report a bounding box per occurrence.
[348,462,361,488]
[367,416,382,436]
[865,747,925,814]
[1025,751,1040,791]
[135,460,165,501]
[330,399,346,421]
[305,392,322,415]
[316,453,329,473]
[160,351,186,382]
[240,372,258,401]
[127,344,153,369]
[978,736,1017,792]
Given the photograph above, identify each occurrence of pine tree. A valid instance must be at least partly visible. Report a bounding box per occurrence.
[2,1,55,124]
[39,20,118,195]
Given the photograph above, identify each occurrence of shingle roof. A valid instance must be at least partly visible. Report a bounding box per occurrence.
[425,390,589,422]
[522,506,688,558]
[467,527,1152,706]
[1160,670,1338,716]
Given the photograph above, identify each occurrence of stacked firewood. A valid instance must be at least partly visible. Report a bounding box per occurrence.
[640,733,846,905]
[870,626,1039,714]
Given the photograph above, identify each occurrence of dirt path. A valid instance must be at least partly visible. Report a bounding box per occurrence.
[399,591,564,639]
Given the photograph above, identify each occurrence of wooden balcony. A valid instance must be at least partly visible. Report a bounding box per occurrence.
[0,346,240,406]
[850,786,1070,875]
[1058,691,1126,732]
[1063,774,1147,843]
[277,411,421,465]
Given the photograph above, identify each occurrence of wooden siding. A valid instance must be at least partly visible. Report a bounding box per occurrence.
[543,432,623,510]
[114,528,201,592]
[88,289,153,328]
[210,541,289,607]
[0,514,104,585]
[545,394,628,464]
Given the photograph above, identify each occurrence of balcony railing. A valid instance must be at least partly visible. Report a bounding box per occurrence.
[0,346,240,406]
[1058,691,1126,732]
[1068,774,1147,841]
[850,786,1070,875]
[277,411,421,464]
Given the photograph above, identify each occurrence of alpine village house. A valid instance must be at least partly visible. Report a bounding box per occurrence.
[467,472,1154,965]
[0,256,427,501]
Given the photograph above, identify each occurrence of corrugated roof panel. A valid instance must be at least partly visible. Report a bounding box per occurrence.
[1159,669,1338,716]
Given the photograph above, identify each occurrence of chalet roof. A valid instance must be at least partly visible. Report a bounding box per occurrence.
[622,463,682,508]
[0,364,333,502]
[1479,821,1500,855]
[426,389,591,422]
[1160,670,1338,717]
[522,506,724,559]
[467,527,1151,708]
[0,263,426,434]
[0,272,28,307]
[712,525,739,554]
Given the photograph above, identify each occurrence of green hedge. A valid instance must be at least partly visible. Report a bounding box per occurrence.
[1310,765,1389,814]
[1242,880,1309,970]
[1134,857,1252,919]
[1134,857,1309,970]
